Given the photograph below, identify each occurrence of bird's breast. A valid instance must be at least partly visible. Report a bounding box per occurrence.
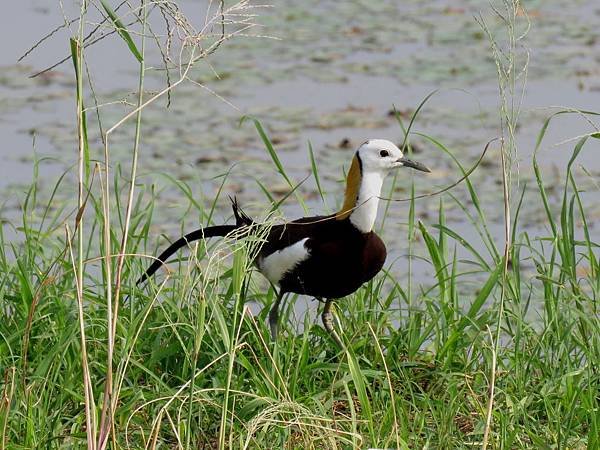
[361,232,387,280]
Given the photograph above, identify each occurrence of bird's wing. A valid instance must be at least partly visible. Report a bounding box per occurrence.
[302,229,349,262]
[259,214,334,256]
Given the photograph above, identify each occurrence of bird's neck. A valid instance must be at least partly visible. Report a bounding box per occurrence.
[336,154,384,233]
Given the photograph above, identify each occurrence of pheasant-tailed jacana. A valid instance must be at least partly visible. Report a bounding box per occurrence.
[137,139,430,346]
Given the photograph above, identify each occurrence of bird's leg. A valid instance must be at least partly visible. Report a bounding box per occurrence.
[269,290,284,340]
[321,299,343,348]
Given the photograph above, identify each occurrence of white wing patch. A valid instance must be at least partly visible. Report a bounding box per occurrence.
[258,238,310,284]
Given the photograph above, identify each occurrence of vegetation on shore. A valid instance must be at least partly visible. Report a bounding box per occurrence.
[1,1,598,448]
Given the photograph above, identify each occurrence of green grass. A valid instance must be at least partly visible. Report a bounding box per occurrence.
[1,113,598,448]
[1,0,599,448]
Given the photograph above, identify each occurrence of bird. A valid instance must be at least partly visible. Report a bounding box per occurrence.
[137,139,430,346]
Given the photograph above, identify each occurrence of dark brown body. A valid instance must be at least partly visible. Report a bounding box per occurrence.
[259,215,387,299]
[138,204,387,302]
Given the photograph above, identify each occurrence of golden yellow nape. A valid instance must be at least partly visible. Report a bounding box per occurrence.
[336,153,361,220]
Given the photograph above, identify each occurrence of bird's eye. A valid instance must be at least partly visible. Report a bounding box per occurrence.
[380,150,389,157]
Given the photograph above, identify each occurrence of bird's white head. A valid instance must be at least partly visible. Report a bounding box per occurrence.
[337,139,430,232]
[357,139,431,174]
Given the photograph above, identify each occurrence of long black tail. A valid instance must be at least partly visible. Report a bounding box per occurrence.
[136,225,238,286]
[137,197,254,286]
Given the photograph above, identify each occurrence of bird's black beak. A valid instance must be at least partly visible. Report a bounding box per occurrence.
[398,157,431,173]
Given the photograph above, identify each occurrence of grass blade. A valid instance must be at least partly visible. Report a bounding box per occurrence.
[100,0,143,62]
[438,260,502,361]
[308,141,324,202]
[69,38,90,182]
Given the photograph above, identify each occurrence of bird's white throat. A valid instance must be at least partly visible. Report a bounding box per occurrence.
[349,171,384,233]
